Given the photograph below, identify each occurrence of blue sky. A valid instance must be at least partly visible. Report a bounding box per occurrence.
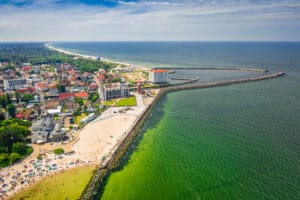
[0,0,299,41]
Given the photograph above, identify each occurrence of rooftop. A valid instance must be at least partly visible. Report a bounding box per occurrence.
[151,69,167,73]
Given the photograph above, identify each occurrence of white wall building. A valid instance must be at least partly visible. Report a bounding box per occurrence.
[149,69,168,84]
[4,78,27,90]
[99,82,129,101]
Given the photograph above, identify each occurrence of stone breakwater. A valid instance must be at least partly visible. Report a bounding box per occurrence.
[80,70,285,200]
[157,67,268,72]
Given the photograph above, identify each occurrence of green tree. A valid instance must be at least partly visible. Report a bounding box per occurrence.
[73,110,80,117]
[0,146,8,154]
[6,104,16,118]
[15,92,20,103]
[89,92,99,103]
[12,142,27,155]
[21,93,34,104]
[75,97,84,107]
[0,94,11,108]
[57,84,66,93]
[9,152,22,164]
[0,153,9,167]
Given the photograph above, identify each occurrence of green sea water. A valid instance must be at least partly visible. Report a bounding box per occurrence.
[54,42,300,199]
[100,76,299,200]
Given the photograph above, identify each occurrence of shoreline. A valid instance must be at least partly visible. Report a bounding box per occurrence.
[45,43,150,70]
[2,44,285,199]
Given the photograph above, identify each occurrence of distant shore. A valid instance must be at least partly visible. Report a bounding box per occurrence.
[45,43,150,70]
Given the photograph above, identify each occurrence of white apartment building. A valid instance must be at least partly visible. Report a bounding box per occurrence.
[149,69,168,84]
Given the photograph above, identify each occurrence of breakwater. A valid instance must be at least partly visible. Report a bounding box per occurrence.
[81,71,285,200]
[157,67,268,72]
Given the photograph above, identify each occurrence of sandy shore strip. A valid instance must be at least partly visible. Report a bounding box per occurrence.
[45,43,151,71]
[0,93,157,199]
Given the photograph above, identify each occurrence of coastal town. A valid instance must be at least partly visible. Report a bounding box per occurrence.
[0,44,285,200]
[0,44,169,199]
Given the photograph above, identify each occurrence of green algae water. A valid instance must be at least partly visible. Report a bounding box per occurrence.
[100,80,299,200]
[54,42,300,199]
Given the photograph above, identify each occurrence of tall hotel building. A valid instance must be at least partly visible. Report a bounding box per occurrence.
[149,69,168,84]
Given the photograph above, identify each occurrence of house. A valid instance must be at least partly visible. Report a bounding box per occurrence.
[59,92,74,101]
[97,75,105,83]
[16,113,25,119]
[74,92,89,99]
[45,99,60,110]
[17,87,35,94]
[47,106,62,115]
[48,83,58,95]
[63,101,79,112]
[88,83,98,91]
[20,66,32,73]
[35,82,48,92]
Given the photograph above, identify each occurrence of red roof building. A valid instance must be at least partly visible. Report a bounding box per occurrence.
[36,82,47,91]
[151,69,167,73]
[149,69,168,84]
[74,92,89,99]
[17,87,35,94]
[16,113,25,119]
[20,66,32,72]
[88,83,98,91]
[59,93,74,100]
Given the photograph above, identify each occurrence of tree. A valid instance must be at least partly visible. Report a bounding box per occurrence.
[89,92,99,103]
[0,153,9,167]
[21,93,34,104]
[6,104,16,118]
[0,94,11,108]
[75,97,84,107]
[9,152,21,164]
[15,92,20,103]
[12,142,27,155]
[57,84,66,93]
[73,110,80,117]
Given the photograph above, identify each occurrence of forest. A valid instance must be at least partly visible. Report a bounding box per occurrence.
[0,43,117,72]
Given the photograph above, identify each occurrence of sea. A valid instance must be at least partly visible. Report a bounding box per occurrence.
[52,42,300,200]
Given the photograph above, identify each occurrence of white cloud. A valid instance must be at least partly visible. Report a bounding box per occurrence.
[0,0,299,41]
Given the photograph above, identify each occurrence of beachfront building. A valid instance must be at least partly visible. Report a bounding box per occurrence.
[31,118,55,144]
[149,69,168,84]
[49,121,66,142]
[98,82,129,101]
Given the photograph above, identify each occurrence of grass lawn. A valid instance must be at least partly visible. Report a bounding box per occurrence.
[115,96,137,107]
[74,113,87,125]
[12,166,95,200]
[103,99,115,106]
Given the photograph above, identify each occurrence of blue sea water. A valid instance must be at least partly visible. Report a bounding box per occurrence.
[52,42,300,199]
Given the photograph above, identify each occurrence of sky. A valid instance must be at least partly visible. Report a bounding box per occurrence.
[0,0,300,41]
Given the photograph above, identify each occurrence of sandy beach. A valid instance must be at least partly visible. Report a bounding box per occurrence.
[0,92,157,199]
[0,44,156,199]
[45,43,150,71]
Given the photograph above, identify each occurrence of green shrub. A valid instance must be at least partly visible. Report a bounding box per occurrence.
[54,148,65,155]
